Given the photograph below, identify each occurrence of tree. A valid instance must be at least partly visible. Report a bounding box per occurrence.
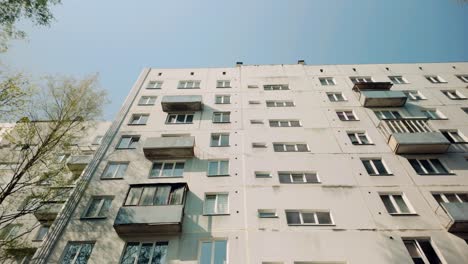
[0,0,62,51]
[0,74,107,258]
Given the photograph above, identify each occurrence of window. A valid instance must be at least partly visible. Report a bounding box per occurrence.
[117,136,140,149]
[347,132,372,145]
[61,242,95,264]
[252,142,267,148]
[456,74,468,83]
[433,193,468,204]
[336,110,358,121]
[138,96,157,105]
[212,112,230,123]
[124,184,186,206]
[327,92,346,102]
[210,134,229,147]
[361,159,391,175]
[249,100,261,105]
[278,172,320,183]
[207,160,229,176]
[248,85,259,89]
[350,76,373,84]
[255,171,272,178]
[273,143,309,152]
[286,210,333,225]
[216,80,231,88]
[442,90,466,100]
[199,240,227,264]
[149,162,184,177]
[82,196,113,219]
[441,130,467,143]
[250,119,264,124]
[269,120,301,127]
[403,239,442,264]
[426,75,446,83]
[0,162,17,170]
[462,108,468,115]
[258,209,278,218]
[421,109,446,120]
[319,77,336,86]
[178,80,200,89]
[34,225,49,241]
[266,100,295,107]
[147,81,162,89]
[374,110,402,120]
[264,84,289,90]
[120,241,168,264]
[404,90,425,101]
[408,159,450,175]
[204,194,229,215]
[0,224,21,240]
[215,95,230,104]
[101,162,128,179]
[389,76,409,84]
[129,114,149,125]
[166,113,194,124]
[380,194,415,215]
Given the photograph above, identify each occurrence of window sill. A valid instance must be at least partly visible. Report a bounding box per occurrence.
[165,122,194,125]
[137,104,155,106]
[80,217,107,220]
[127,124,147,126]
[203,213,230,216]
[115,147,137,150]
[288,224,335,226]
[210,145,230,148]
[207,174,230,177]
[351,143,375,146]
[281,182,321,184]
[389,213,418,216]
[369,174,394,176]
[212,122,231,124]
[339,120,360,122]
[32,239,44,242]
[177,88,200,89]
[419,173,456,176]
[149,176,183,179]
[146,88,161,89]
[100,177,124,180]
[216,87,232,88]
[259,216,279,219]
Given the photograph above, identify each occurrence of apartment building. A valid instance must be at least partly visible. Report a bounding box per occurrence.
[0,121,111,263]
[34,62,468,264]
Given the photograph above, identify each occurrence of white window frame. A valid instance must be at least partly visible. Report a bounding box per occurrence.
[266,100,295,107]
[403,239,443,264]
[327,92,346,102]
[379,193,416,215]
[273,143,310,152]
[117,136,140,149]
[101,162,128,179]
[336,110,358,121]
[426,75,447,84]
[350,76,373,84]
[361,158,391,175]
[207,160,229,176]
[178,80,201,89]
[60,242,95,264]
[374,110,402,120]
[442,90,466,100]
[250,119,264,124]
[403,90,425,101]
[319,77,336,86]
[408,159,450,175]
[147,80,163,89]
[389,75,409,84]
[215,95,230,104]
[166,113,194,124]
[203,193,229,215]
[456,75,468,83]
[210,133,230,147]
[120,241,169,264]
[440,130,467,143]
[285,210,334,225]
[138,96,157,105]
[432,193,468,204]
[264,84,289,91]
[212,112,230,123]
[252,142,267,148]
[269,120,302,127]
[258,209,278,218]
[82,196,113,219]
[129,114,149,125]
[255,171,272,178]
[278,171,320,184]
[198,239,228,264]
[347,131,372,145]
[216,80,231,88]
[149,161,185,178]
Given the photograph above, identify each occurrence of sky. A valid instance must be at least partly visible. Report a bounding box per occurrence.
[1,0,467,120]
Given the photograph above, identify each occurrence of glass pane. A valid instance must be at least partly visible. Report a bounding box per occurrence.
[118,137,131,148]
[291,174,304,183]
[176,115,186,123]
[137,243,153,264]
[290,121,300,127]
[219,161,229,175]
[121,243,139,264]
[419,240,442,264]
[170,187,184,205]
[362,160,375,174]
[98,198,112,217]
[208,162,219,176]
[141,187,156,206]
[458,193,468,202]
[381,195,397,214]
[154,186,171,205]
[224,96,230,104]
[125,188,142,206]
[358,134,369,144]
[278,173,291,183]
[220,135,229,146]
[150,163,163,177]
[348,133,358,144]
[409,159,424,174]
[211,135,220,146]
[305,173,318,183]
[432,194,444,204]
[297,144,308,152]
[152,242,168,264]
[316,212,332,224]
[285,145,296,152]
[116,164,128,178]
[337,112,345,120]
[301,212,316,224]
[404,241,422,258]
[162,162,174,177]
[200,242,213,264]
[373,160,388,174]
[393,195,411,213]
[430,159,448,174]
[273,144,284,152]
[217,194,228,214]
[62,244,80,264]
[204,195,216,214]
[103,164,118,178]
[85,198,102,217]
[186,114,194,123]
[213,114,221,123]
[213,240,227,264]
[167,115,176,123]
[75,243,94,264]
[445,194,459,203]
[173,163,184,177]
[420,160,435,174]
[286,212,301,224]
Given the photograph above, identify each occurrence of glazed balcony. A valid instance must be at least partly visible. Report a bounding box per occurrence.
[435,203,468,233]
[66,155,92,173]
[161,95,203,112]
[378,118,450,154]
[143,136,195,159]
[33,202,63,221]
[353,82,407,107]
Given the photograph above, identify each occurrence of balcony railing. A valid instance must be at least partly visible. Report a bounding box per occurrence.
[352,82,407,107]
[161,95,203,112]
[66,155,92,173]
[378,118,450,154]
[143,136,195,159]
[33,202,64,221]
[435,202,468,233]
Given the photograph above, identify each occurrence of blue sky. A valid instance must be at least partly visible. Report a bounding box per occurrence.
[1,0,467,120]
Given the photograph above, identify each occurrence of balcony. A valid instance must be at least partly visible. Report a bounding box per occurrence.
[66,155,92,173]
[143,136,195,159]
[378,118,450,154]
[161,95,203,112]
[33,202,63,221]
[113,183,188,236]
[435,203,468,233]
[352,82,407,107]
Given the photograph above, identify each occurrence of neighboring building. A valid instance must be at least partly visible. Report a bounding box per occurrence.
[36,62,468,264]
[0,121,111,263]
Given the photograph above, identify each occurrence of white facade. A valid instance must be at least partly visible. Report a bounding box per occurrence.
[38,62,468,264]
